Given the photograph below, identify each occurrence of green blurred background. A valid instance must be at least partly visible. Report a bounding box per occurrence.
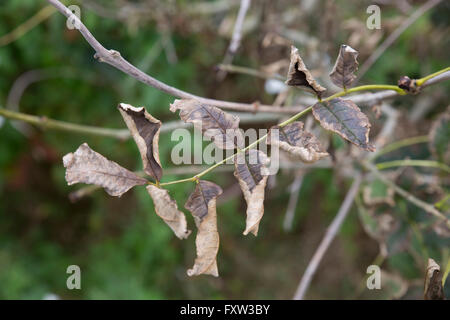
[0,0,449,299]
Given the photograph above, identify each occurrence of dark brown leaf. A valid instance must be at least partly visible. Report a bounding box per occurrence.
[312,98,375,151]
[424,258,445,300]
[234,149,270,236]
[185,180,223,277]
[170,99,243,149]
[329,44,359,88]
[63,143,147,197]
[285,46,326,98]
[267,121,328,163]
[147,185,191,239]
[118,103,163,181]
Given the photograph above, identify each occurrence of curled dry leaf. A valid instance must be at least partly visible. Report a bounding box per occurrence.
[63,143,147,197]
[424,258,445,300]
[118,103,163,181]
[147,185,191,240]
[185,180,223,277]
[234,149,270,236]
[267,121,328,163]
[170,99,243,149]
[429,108,450,164]
[312,98,375,151]
[285,46,326,98]
[329,44,359,88]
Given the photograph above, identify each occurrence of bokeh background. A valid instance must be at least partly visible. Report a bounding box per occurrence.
[0,0,449,299]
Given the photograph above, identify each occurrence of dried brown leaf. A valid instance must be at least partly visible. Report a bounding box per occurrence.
[424,258,445,300]
[170,99,243,149]
[312,98,375,151]
[147,185,191,240]
[63,143,147,197]
[329,44,359,88]
[267,121,328,163]
[118,103,163,181]
[185,180,223,277]
[285,46,326,98]
[234,149,270,236]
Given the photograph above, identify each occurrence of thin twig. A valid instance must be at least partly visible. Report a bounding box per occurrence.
[283,171,305,232]
[376,159,450,174]
[363,161,450,227]
[356,0,442,82]
[293,173,363,300]
[217,0,251,80]
[0,5,56,46]
[46,0,304,114]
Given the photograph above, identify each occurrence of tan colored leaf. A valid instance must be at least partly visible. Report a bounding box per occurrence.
[285,46,326,98]
[185,180,223,277]
[329,44,359,88]
[170,99,243,149]
[63,143,147,197]
[118,103,163,181]
[267,121,328,163]
[234,149,270,236]
[312,98,375,151]
[424,258,445,300]
[147,185,191,240]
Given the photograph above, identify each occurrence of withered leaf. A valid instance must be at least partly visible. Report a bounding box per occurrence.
[329,44,359,88]
[267,121,328,163]
[234,149,270,236]
[63,143,147,197]
[185,180,223,277]
[170,99,243,149]
[147,185,191,240]
[424,258,445,300]
[285,46,326,98]
[429,108,450,164]
[312,98,375,151]
[118,103,163,181]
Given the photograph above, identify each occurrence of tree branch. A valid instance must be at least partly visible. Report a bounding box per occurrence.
[293,173,363,300]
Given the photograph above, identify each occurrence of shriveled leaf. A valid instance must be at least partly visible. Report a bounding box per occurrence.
[185,180,223,277]
[329,44,359,88]
[118,103,163,181]
[267,121,328,163]
[63,143,147,197]
[170,99,243,149]
[424,258,445,300]
[312,98,375,151]
[285,46,326,98]
[234,149,270,236]
[429,108,450,164]
[147,185,191,240]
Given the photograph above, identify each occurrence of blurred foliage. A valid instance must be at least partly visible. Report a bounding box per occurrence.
[0,0,449,299]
